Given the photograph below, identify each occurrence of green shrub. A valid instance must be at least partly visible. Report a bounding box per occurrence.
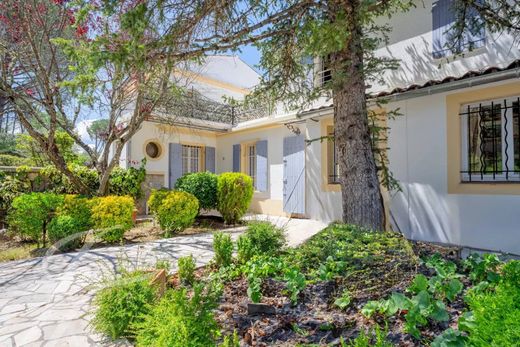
[216,172,253,224]
[237,234,255,264]
[8,193,64,246]
[92,270,157,339]
[147,188,170,216]
[47,215,84,251]
[109,163,146,200]
[175,172,218,211]
[0,154,32,166]
[178,255,197,285]
[156,191,198,236]
[213,232,233,268]
[0,174,31,211]
[58,195,92,231]
[464,272,520,346]
[134,283,221,347]
[237,222,285,263]
[46,195,92,251]
[40,164,99,195]
[91,195,134,243]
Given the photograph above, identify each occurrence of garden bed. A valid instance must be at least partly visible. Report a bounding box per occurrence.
[91,222,520,346]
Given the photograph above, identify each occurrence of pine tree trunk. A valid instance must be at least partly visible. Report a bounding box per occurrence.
[332,0,384,230]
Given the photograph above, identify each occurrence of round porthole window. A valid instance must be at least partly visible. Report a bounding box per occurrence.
[145,142,161,159]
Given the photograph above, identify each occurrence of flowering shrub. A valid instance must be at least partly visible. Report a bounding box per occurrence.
[156,191,198,236]
[8,192,64,246]
[91,195,134,243]
[175,172,218,211]
[217,172,253,224]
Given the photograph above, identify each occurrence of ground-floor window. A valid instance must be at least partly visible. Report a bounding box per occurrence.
[460,96,520,182]
[182,145,202,175]
[246,143,257,187]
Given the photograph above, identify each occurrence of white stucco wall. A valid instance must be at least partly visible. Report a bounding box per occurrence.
[372,0,520,94]
[386,81,520,254]
[297,79,520,254]
[216,124,304,207]
[305,118,343,222]
[125,121,217,187]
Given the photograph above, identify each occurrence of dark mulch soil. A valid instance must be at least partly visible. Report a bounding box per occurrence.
[212,241,464,346]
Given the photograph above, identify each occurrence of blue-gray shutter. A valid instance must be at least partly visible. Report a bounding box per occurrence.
[205,146,216,173]
[232,144,241,172]
[256,140,268,192]
[169,143,183,189]
[465,0,486,49]
[432,0,455,59]
[283,135,305,215]
[432,0,485,58]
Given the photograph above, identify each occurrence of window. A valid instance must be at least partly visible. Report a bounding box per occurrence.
[317,55,332,86]
[182,145,202,174]
[145,141,161,159]
[432,0,485,59]
[460,97,520,182]
[246,143,257,187]
[327,126,340,184]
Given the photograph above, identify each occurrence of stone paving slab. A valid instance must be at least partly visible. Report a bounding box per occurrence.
[0,216,326,346]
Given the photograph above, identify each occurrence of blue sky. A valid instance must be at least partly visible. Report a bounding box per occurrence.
[236,44,262,73]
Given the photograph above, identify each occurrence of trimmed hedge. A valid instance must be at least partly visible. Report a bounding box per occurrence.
[156,191,199,236]
[175,172,218,211]
[147,188,170,216]
[217,172,253,224]
[91,195,135,242]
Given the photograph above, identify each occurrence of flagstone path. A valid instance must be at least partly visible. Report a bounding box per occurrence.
[0,216,326,346]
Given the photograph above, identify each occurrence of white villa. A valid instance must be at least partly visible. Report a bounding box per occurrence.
[121,0,520,255]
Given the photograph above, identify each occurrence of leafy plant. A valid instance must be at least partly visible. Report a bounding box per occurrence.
[340,325,392,347]
[463,253,502,285]
[216,172,253,224]
[431,328,468,347]
[178,255,197,285]
[91,195,134,242]
[175,171,218,211]
[8,192,64,246]
[334,290,352,310]
[284,268,306,304]
[213,232,234,268]
[134,283,221,347]
[92,270,157,339]
[219,331,240,347]
[156,191,199,236]
[461,260,520,346]
[236,221,286,263]
[108,162,146,200]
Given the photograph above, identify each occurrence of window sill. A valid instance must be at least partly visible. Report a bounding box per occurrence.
[432,45,487,65]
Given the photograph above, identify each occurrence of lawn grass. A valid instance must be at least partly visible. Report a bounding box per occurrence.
[0,243,38,262]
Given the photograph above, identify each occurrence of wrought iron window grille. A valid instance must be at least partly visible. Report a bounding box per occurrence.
[459,97,520,182]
